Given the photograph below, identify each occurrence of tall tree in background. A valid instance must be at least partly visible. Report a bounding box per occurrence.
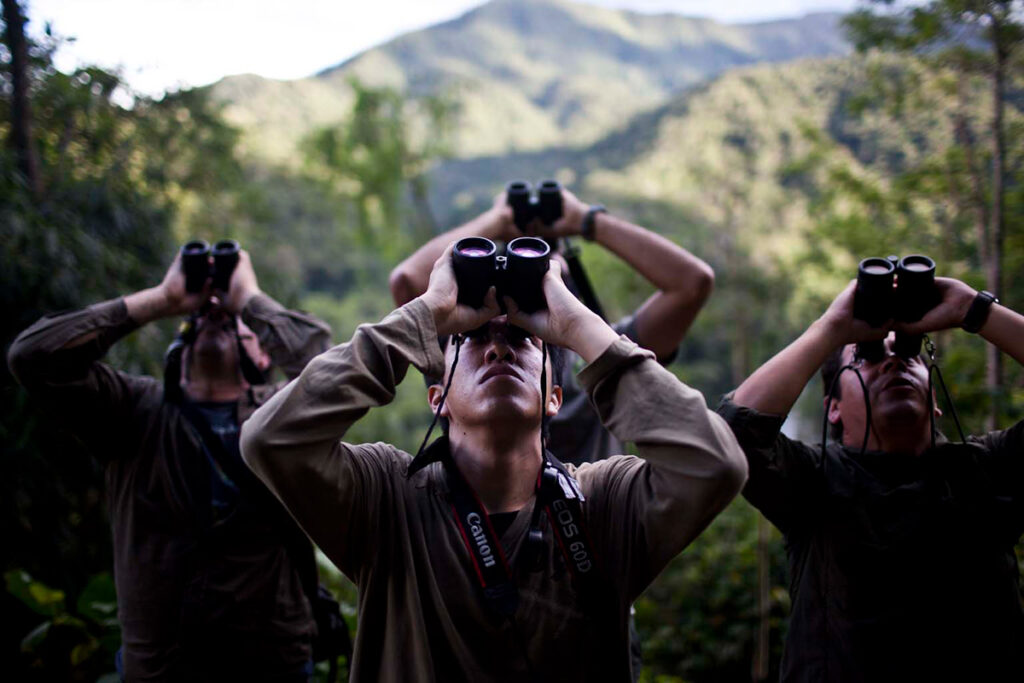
[1,0,40,197]
[845,0,1024,428]
[302,78,456,266]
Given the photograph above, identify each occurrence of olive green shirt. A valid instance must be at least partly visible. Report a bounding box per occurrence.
[241,298,747,682]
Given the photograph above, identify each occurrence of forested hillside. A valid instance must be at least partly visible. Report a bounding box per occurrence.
[210,0,848,161]
[3,0,1022,680]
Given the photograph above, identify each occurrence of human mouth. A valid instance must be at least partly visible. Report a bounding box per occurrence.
[480,366,521,383]
[880,375,917,393]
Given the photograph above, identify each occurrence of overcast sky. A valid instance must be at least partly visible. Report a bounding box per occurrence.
[27,0,859,96]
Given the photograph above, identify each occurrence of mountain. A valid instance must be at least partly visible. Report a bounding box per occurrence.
[209,0,848,162]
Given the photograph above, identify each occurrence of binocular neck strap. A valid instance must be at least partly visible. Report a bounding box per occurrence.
[164,313,201,404]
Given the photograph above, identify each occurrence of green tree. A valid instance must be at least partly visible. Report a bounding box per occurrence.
[845,0,1024,427]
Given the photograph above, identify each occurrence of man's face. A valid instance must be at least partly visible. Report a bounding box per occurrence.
[187,306,270,379]
[831,333,934,444]
[431,316,561,432]
[191,306,239,366]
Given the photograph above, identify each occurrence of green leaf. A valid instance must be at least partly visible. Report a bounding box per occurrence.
[76,572,118,624]
[5,569,66,617]
[20,620,51,653]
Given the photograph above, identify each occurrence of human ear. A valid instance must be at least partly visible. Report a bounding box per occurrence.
[546,386,563,417]
[825,396,842,426]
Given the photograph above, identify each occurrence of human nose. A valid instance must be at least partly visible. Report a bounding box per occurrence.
[879,352,908,375]
[484,335,516,364]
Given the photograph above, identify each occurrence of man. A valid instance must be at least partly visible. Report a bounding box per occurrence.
[241,245,747,681]
[8,249,332,681]
[717,276,1024,681]
[389,186,714,465]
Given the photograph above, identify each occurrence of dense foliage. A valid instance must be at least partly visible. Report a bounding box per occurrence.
[3,0,1023,681]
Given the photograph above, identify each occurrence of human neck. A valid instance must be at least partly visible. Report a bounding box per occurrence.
[184,366,246,403]
[448,422,542,514]
[844,417,931,456]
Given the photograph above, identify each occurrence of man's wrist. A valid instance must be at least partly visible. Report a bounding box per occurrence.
[962,290,998,333]
[562,311,619,363]
[580,205,607,242]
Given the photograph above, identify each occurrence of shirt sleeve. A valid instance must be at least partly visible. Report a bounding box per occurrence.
[240,298,445,577]
[715,395,823,535]
[573,337,748,599]
[240,293,332,380]
[7,299,155,460]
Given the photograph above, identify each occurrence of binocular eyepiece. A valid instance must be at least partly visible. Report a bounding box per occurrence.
[507,180,563,231]
[853,254,938,361]
[452,236,551,313]
[181,239,240,293]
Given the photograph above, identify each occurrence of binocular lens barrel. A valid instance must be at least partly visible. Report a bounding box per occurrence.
[507,181,534,231]
[182,240,211,293]
[536,180,563,226]
[506,179,564,231]
[505,237,551,313]
[853,254,939,361]
[892,254,937,359]
[895,255,936,323]
[453,237,498,309]
[853,257,895,328]
[212,240,241,292]
[451,236,551,313]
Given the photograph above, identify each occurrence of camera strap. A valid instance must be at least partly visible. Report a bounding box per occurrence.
[413,436,605,619]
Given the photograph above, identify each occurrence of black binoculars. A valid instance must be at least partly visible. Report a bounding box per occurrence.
[180,239,240,293]
[452,236,551,313]
[853,254,938,361]
[506,180,563,231]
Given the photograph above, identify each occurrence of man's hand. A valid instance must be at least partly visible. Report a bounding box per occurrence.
[528,187,588,239]
[895,277,976,336]
[157,250,210,317]
[817,280,892,348]
[506,260,619,363]
[221,250,262,315]
[419,243,501,337]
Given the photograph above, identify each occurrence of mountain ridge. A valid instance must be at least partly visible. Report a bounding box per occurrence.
[209,0,849,162]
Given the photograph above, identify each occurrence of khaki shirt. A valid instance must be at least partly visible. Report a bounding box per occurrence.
[242,298,747,682]
[9,294,331,680]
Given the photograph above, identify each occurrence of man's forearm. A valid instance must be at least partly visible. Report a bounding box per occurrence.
[241,298,445,479]
[980,303,1024,367]
[591,212,712,296]
[124,286,174,327]
[240,293,332,379]
[733,318,840,416]
[590,212,713,359]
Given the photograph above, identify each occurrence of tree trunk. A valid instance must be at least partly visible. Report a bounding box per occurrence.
[986,18,1008,430]
[2,0,42,198]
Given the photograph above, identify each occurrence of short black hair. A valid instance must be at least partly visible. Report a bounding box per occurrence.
[431,335,566,439]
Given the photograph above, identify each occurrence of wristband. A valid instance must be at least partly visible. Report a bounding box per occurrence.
[581,205,606,242]
[961,290,998,334]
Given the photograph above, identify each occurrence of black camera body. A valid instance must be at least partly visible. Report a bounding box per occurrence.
[181,239,240,293]
[854,254,939,361]
[452,236,551,313]
[506,180,563,231]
